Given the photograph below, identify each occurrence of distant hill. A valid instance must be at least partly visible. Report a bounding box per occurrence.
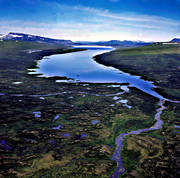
[1,32,74,46]
[1,32,154,47]
[75,40,153,47]
[170,38,180,43]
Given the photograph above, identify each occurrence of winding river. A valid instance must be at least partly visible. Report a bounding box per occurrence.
[29,46,167,177]
[110,99,166,177]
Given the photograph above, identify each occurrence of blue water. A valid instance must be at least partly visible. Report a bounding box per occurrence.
[33,111,41,118]
[29,46,163,99]
[54,114,60,121]
[63,133,70,137]
[0,140,12,150]
[81,134,88,139]
[52,124,62,130]
[92,120,99,125]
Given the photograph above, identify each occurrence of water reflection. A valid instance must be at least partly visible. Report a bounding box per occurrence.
[92,120,99,125]
[29,46,163,99]
[52,125,62,130]
[33,111,41,118]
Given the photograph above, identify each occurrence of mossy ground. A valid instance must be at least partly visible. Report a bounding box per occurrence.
[0,82,158,177]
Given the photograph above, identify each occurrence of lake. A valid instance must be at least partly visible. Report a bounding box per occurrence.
[29,46,163,99]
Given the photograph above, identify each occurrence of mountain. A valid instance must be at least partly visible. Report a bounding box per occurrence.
[170,38,180,43]
[1,32,154,47]
[2,32,74,46]
[75,40,153,47]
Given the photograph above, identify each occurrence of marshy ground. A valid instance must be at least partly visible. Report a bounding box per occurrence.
[0,41,179,177]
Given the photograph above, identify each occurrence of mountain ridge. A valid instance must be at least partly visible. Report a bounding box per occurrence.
[1,32,179,47]
[170,38,180,43]
[0,32,74,46]
[75,40,153,47]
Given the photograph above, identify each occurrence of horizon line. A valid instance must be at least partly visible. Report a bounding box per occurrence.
[1,31,178,43]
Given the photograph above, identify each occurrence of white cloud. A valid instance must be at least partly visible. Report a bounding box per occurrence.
[1,4,179,42]
[1,19,179,42]
[74,5,179,27]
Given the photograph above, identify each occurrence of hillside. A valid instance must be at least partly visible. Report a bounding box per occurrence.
[1,32,74,46]
[95,43,180,100]
[171,38,180,43]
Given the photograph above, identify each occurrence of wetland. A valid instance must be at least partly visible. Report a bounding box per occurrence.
[0,41,179,178]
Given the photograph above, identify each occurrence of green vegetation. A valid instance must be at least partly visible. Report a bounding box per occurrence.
[119,105,180,177]
[95,43,180,99]
[111,109,155,142]
[95,43,180,177]
[109,43,180,56]
[0,84,159,177]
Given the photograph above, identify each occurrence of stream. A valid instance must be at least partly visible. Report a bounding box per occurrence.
[110,99,166,177]
[27,46,172,177]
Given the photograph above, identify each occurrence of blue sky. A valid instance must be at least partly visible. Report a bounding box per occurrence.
[0,0,180,41]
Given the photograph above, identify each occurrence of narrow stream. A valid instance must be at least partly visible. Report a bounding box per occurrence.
[110,99,166,177]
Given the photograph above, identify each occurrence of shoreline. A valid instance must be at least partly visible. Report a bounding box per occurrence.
[93,46,180,100]
[27,47,86,71]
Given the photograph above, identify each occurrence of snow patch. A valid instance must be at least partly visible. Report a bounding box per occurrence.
[12,82,23,85]
[11,34,23,38]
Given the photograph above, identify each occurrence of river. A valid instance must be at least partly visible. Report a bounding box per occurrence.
[28,46,166,177]
[29,46,163,99]
[110,99,166,177]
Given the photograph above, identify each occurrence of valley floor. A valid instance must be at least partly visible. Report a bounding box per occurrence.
[0,41,179,177]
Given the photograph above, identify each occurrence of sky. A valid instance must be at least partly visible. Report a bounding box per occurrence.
[0,0,180,42]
